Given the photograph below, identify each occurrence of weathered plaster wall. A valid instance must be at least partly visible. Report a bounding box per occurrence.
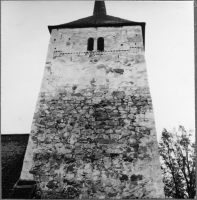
[20,26,164,198]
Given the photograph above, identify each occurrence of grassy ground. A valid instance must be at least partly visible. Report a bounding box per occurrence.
[1,134,29,199]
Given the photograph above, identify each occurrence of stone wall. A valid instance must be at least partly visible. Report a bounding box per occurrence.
[20,26,164,198]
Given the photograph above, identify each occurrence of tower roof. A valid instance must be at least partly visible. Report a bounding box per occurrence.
[48,1,145,47]
[48,1,145,32]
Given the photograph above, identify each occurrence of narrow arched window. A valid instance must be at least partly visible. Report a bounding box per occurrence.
[87,38,94,51]
[97,37,104,51]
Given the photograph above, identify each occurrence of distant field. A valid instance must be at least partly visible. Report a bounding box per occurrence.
[1,134,29,199]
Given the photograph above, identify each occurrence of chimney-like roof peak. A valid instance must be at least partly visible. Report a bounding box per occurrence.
[93,1,106,16]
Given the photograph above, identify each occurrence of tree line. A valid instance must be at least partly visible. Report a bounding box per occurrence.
[159,126,196,198]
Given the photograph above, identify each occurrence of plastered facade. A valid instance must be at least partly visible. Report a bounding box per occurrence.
[20,26,164,198]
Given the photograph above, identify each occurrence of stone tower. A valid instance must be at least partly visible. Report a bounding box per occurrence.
[20,2,164,198]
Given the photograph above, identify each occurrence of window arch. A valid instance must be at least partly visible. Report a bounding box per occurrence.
[87,38,94,51]
[97,37,104,51]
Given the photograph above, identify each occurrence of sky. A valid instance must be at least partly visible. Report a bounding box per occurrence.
[1,1,194,141]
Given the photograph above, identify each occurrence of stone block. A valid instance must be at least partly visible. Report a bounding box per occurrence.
[98,139,116,144]
[113,69,124,74]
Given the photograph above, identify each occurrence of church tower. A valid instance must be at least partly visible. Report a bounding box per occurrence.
[20,2,164,198]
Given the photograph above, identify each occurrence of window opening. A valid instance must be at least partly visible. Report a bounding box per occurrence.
[97,37,104,51]
[87,38,94,51]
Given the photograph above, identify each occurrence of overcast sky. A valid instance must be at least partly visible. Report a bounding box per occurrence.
[2,1,194,141]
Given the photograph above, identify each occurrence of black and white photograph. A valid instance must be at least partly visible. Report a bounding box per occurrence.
[2,1,195,199]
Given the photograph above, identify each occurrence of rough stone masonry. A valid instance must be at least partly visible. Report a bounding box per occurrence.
[20,2,164,199]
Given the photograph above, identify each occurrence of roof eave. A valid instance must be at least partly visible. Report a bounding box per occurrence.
[48,22,146,34]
